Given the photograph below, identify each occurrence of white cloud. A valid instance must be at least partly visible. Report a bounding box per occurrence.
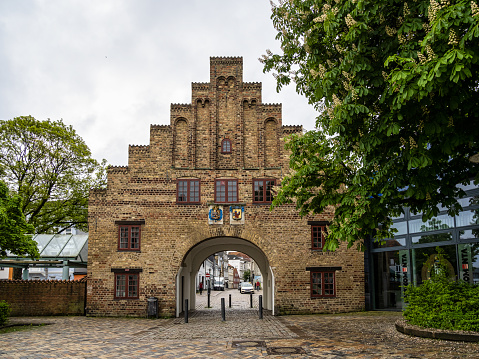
[0,0,318,165]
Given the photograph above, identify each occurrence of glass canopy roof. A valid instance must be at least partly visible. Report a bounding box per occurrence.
[3,234,88,267]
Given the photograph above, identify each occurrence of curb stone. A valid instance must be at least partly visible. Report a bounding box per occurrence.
[396,320,479,342]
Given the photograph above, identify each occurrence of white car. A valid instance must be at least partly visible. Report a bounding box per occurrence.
[240,282,254,294]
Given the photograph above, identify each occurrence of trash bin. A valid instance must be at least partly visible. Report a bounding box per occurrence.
[147,297,158,318]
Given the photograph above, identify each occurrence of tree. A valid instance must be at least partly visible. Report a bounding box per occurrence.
[0,180,37,258]
[262,0,479,250]
[243,269,251,282]
[0,116,106,234]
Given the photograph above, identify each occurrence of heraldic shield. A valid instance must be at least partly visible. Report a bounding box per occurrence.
[208,205,223,225]
[229,205,244,225]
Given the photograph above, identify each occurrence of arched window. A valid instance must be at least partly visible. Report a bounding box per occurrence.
[221,138,232,154]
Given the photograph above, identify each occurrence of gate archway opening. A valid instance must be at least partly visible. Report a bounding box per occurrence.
[175,236,275,317]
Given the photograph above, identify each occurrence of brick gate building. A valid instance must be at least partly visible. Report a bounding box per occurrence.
[87,57,365,317]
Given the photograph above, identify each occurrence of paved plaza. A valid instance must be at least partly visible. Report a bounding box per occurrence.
[1,289,479,358]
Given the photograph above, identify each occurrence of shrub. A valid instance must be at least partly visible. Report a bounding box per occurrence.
[403,276,479,332]
[0,300,11,326]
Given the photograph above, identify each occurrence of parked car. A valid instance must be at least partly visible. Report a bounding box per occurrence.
[240,282,254,294]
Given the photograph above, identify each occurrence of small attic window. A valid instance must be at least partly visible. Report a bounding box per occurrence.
[221,138,232,154]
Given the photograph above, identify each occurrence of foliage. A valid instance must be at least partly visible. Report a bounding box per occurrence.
[0,300,11,326]
[263,0,479,250]
[243,269,251,282]
[0,180,37,258]
[404,250,479,332]
[0,116,107,234]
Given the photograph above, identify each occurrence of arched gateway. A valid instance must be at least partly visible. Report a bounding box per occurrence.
[86,57,364,318]
[177,236,274,315]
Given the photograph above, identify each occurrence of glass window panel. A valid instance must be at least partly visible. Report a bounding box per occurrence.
[34,235,54,255]
[457,180,478,191]
[254,181,263,202]
[266,180,274,202]
[457,197,475,208]
[119,227,129,249]
[324,273,334,295]
[116,275,126,297]
[372,251,406,310]
[128,275,138,297]
[228,181,237,202]
[390,213,405,220]
[411,231,452,244]
[130,227,140,249]
[409,214,454,234]
[59,236,83,257]
[459,229,479,240]
[391,221,407,236]
[456,209,479,227]
[222,139,231,153]
[191,181,199,202]
[412,245,457,285]
[216,181,225,202]
[373,237,406,249]
[178,181,187,202]
[41,235,70,257]
[311,226,324,249]
[311,272,321,295]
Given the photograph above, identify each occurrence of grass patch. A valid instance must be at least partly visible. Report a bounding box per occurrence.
[0,323,46,334]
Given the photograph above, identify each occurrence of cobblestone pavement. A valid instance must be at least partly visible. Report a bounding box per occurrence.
[1,290,479,358]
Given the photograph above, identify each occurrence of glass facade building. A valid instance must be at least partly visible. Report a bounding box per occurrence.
[366,180,479,310]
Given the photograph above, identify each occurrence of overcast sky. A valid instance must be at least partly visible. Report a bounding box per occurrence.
[0,0,319,165]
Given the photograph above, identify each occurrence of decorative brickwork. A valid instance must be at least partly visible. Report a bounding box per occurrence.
[0,280,86,316]
[87,57,364,318]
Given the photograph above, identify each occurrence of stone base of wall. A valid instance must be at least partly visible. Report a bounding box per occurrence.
[0,279,86,316]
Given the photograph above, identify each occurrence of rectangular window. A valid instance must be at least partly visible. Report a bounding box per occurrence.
[215,179,238,203]
[177,179,200,204]
[118,225,141,251]
[409,214,454,233]
[115,272,139,299]
[311,271,335,298]
[253,179,275,204]
[311,225,326,250]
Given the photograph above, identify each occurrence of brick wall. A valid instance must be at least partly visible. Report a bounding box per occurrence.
[0,280,86,316]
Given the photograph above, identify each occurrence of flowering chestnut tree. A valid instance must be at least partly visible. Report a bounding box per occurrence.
[262,0,479,250]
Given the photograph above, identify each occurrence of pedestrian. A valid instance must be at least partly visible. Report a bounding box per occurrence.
[199,281,203,295]
[256,281,260,290]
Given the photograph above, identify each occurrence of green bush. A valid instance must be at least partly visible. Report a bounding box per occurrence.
[0,300,11,326]
[404,277,479,332]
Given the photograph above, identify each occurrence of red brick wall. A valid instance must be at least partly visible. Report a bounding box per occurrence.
[0,280,86,316]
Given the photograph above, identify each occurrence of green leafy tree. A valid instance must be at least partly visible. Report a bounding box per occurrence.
[263,0,479,250]
[243,269,251,282]
[0,180,37,258]
[0,116,106,234]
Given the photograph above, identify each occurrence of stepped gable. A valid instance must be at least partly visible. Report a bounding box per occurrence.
[262,103,282,110]
[192,82,210,91]
[210,56,242,65]
[170,103,191,111]
[107,165,129,173]
[129,144,149,153]
[90,188,106,195]
[150,124,171,130]
[243,82,261,90]
[282,125,303,134]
